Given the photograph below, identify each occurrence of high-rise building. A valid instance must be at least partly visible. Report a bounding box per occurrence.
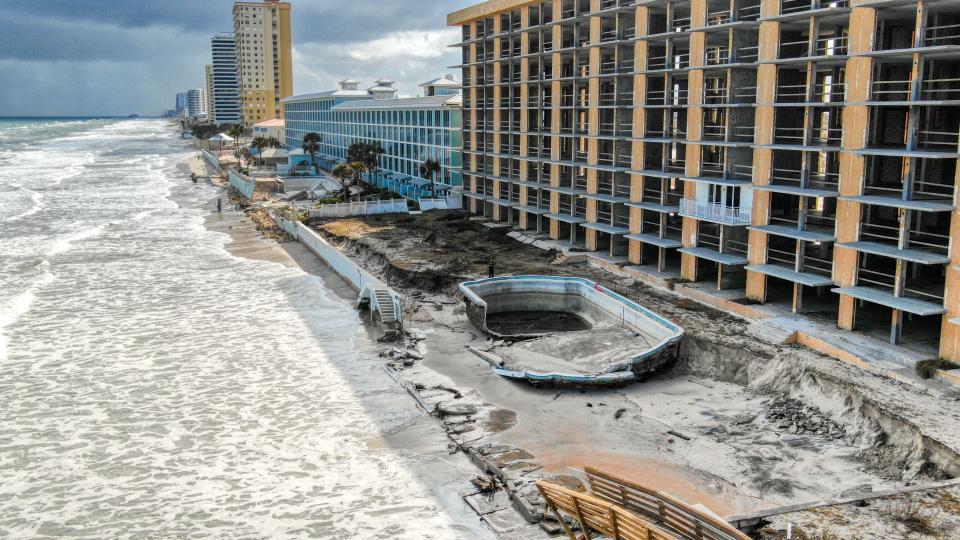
[211,33,242,125]
[186,88,208,118]
[233,0,293,126]
[449,0,960,360]
[175,92,188,118]
[204,64,215,120]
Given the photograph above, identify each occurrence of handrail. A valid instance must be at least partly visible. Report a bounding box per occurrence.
[680,199,752,225]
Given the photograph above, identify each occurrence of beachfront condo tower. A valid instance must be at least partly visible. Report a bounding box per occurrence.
[283,76,464,199]
[448,0,960,361]
[233,0,293,127]
[175,92,188,118]
[211,33,242,125]
[186,88,208,118]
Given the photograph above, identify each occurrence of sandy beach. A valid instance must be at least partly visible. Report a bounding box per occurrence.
[189,152,960,538]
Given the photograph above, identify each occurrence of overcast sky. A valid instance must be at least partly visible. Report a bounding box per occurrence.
[0,0,467,117]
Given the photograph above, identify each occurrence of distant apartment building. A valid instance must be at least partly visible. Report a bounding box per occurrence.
[211,33,242,125]
[283,76,464,198]
[204,64,215,119]
[233,0,293,126]
[186,88,208,118]
[449,0,960,360]
[175,92,188,118]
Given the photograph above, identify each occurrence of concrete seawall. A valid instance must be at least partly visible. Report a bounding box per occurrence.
[275,216,401,326]
[201,150,220,172]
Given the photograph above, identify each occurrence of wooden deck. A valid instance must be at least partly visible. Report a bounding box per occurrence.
[535,466,749,540]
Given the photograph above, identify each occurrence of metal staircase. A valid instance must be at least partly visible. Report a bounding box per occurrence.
[371,289,400,329]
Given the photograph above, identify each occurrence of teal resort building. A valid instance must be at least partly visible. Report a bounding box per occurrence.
[283,76,463,199]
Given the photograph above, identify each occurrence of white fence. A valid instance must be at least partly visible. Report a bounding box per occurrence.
[309,199,409,218]
[418,195,464,211]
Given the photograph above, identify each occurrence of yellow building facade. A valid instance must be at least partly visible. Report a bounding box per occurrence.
[204,64,215,120]
[450,0,960,360]
[233,0,293,127]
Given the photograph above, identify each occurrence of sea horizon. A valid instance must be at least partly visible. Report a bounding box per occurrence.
[0,115,158,121]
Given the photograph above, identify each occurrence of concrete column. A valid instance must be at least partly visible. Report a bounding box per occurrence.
[836,6,877,331]
[519,8,531,231]
[468,25,480,215]
[585,4,602,251]
[629,7,650,265]
[492,16,503,222]
[745,12,780,301]
[681,0,709,282]
[549,11,563,240]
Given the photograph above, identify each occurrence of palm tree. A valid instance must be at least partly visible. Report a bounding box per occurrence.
[301,132,322,175]
[366,143,384,188]
[419,159,442,198]
[332,163,354,202]
[250,136,268,167]
[347,141,384,191]
[266,136,282,149]
[228,125,244,161]
[238,147,253,173]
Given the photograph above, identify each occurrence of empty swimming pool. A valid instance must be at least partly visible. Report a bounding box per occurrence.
[458,276,684,386]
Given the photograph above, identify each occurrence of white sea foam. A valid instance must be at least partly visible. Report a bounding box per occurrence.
[47,224,106,256]
[0,263,55,363]
[0,119,493,539]
[4,185,43,222]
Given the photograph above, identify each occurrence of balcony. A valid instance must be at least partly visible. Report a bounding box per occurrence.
[778,0,848,17]
[679,199,752,225]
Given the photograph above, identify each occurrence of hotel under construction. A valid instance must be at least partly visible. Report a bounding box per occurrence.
[448,0,960,360]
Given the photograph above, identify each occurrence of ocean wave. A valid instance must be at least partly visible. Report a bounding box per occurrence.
[48,225,106,256]
[4,185,44,222]
[132,209,159,222]
[0,263,55,363]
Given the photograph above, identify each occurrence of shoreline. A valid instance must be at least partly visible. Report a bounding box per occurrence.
[185,155,510,539]
[191,152,960,539]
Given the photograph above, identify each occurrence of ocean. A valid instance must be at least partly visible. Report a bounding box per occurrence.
[0,118,492,539]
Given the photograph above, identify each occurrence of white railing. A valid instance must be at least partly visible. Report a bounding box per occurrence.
[419,196,464,211]
[309,199,409,218]
[679,199,752,225]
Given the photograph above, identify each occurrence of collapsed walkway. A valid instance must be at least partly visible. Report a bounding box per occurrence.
[538,466,749,540]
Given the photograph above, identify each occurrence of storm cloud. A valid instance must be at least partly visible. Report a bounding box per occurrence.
[0,0,466,116]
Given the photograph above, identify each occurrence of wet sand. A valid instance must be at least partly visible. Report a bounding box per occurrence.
[183,155,501,539]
